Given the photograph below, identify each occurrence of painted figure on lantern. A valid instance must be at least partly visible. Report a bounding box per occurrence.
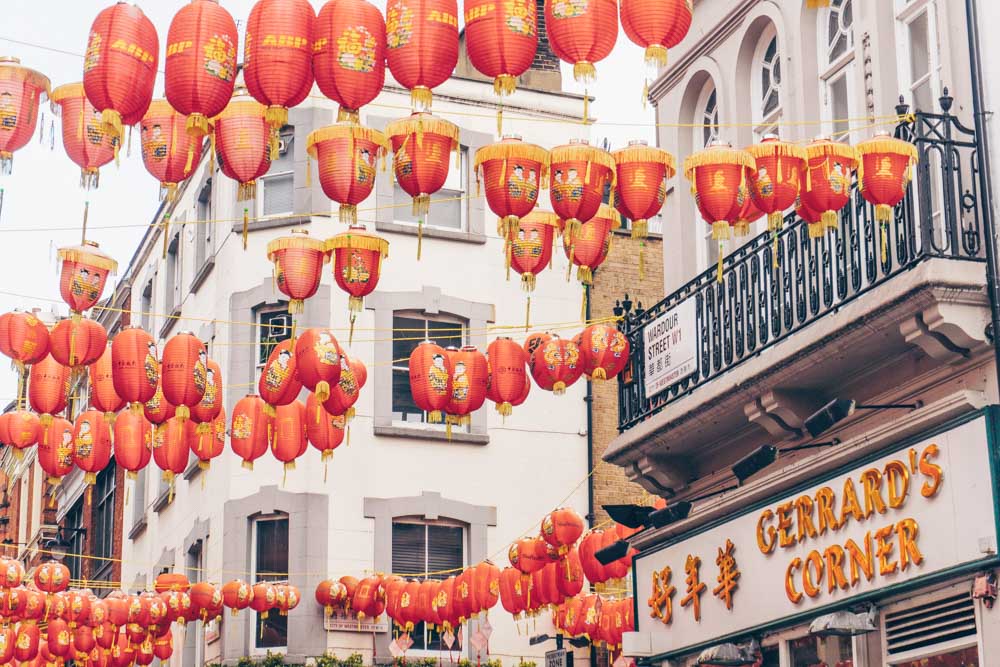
[202,369,217,406]
[342,250,371,284]
[339,358,358,394]
[338,26,378,72]
[84,32,101,71]
[153,426,165,449]
[386,3,415,49]
[265,349,292,389]
[429,354,449,393]
[194,350,208,392]
[75,421,93,457]
[57,429,74,467]
[756,167,773,197]
[552,0,588,19]
[316,333,340,365]
[357,147,376,184]
[830,162,848,194]
[232,414,252,439]
[0,92,16,128]
[145,342,158,387]
[505,0,536,35]
[452,362,469,401]
[204,35,237,81]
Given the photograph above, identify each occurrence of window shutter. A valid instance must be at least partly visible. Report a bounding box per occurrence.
[884,592,977,656]
[392,523,426,577]
[426,525,463,579]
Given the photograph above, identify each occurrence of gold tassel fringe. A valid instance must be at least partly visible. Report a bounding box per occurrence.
[711,221,731,240]
[494,74,517,97]
[644,45,668,68]
[573,62,596,84]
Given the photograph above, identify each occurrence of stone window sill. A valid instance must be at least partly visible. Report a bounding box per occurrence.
[614,227,662,240]
[128,515,147,541]
[230,215,315,235]
[376,220,487,245]
[152,488,173,513]
[183,457,203,482]
[159,306,182,339]
[189,256,215,293]
[374,424,489,445]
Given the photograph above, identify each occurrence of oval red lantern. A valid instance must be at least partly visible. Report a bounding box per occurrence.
[191,358,222,449]
[266,229,329,314]
[509,536,552,574]
[323,354,367,422]
[50,83,117,189]
[856,133,918,261]
[0,57,49,174]
[556,548,584,598]
[0,629,13,665]
[620,0,692,68]
[49,317,107,369]
[563,204,620,287]
[578,531,608,583]
[386,113,461,220]
[113,409,152,480]
[152,631,173,661]
[73,409,112,485]
[452,568,475,623]
[29,355,70,427]
[33,561,70,594]
[353,575,384,621]
[154,416,194,491]
[473,560,501,614]
[530,335,583,395]
[191,407,227,473]
[250,582,277,618]
[14,622,40,663]
[746,134,807,239]
[327,226,389,332]
[164,0,238,137]
[386,0,459,108]
[475,136,548,238]
[161,332,207,421]
[408,340,452,424]
[272,400,307,473]
[541,507,585,554]
[0,311,50,367]
[800,136,858,238]
[509,210,559,296]
[111,326,159,413]
[222,580,254,616]
[577,323,629,381]
[444,346,489,429]
[46,619,72,659]
[550,140,616,242]
[486,337,527,417]
[83,2,159,148]
[544,0,617,83]
[295,328,343,403]
[140,100,203,202]
[464,0,538,97]
[498,566,528,619]
[314,0,387,123]
[259,339,302,413]
[230,394,273,470]
[612,140,675,241]
[244,0,316,131]
[90,344,125,423]
[214,93,272,201]
[57,241,117,314]
[6,409,40,453]
[144,383,176,426]
[190,582,223,622]
[38,417,75,485]
[307,123,389,224]
[305,393,345,464]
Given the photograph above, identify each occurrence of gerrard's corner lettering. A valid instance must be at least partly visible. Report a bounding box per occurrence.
[756,443,942,604]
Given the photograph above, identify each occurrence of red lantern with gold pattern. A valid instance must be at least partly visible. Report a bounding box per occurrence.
[408,340,452,424]
[0,57,49,174]
[190,407,226,473]
[475,136,548,238]
[387,113,460,221]
[6,409,39,452]
[315,580,348,616]
[800,136,858,238]
[164,0,239,138]
[29,355,70,427]
[529,335,583,395]
[295,328,343,403]
[306,393,345,466]
[154,416,194,491]
[140,100,203,202]
[112,327,159,413]
[50,318,107,369]
[734,185,764,237]
[258,339,302,413]
[57,241,117,314]
[161,332,207,421]
[190,582,223,622]
[144,383,176,426]
[613,140,675,241]
[271,400,307,474]
[508,210,559,294]
[499,566,528,619]
[90,344,125,423]
[152,631,172,661]
[509,536,553,574]
[577,530,607,583]
[191,358,222,451]
[307,123,389,224]
[563,204,620,286]
[473,560,501,614]
[73,409,112,485]
[486,337,527,417]
[230,394,273,470]
[856,133,919,261]
[314,0,386,122]
[38,417,75,485]
[327,226,389,329]
[50,83,117,190]
[620,0,692,68]
[444,346,489,429]
[747,135,807,237]
[523,331,552,359]
[541,507,585,554]
[464,0,538,97]
[250,582,277,618]
[46,618,72,659]
[266,230,329,314]
[113,409,152,480]
[243,0,316,131]
[577,323,629,381]
[214,93,272,201]
[386,0,459,108]
[550,140,617,242]
[275,584,300,616]
[14,622,40,663]
[34,562,70,595]
[222,580,254,616]
[0,311,49,367]
[82,2,158,149]
[544,0,617,83]
[557,548,585,598]
[322,354,366,422]
[352,575,384,621]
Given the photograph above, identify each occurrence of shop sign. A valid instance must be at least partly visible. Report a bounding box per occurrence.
[642,298,697,397]
[324,609,389,633]
[633,415,999,658]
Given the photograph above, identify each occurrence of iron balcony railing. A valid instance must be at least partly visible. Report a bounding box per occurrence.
[616,98,988,433]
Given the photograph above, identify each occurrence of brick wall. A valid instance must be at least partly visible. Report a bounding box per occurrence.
[590,232,665,525]
[532,0,561,72]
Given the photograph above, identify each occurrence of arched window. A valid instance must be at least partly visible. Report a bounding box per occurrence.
[826,0,854,63]
[697,82,720,148]
[751,24,781,136]
[818,0,856,140]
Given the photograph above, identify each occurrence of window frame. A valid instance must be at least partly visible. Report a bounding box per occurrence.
[256,306,293,378]
[129,466,148,538]
[63,499,86,582]
[250,514,290,654]
[894,0,941,113]
[818,0,858,141]
[392,145,471,232]
[751,25,782,139]
[694,78,721,273]
[256,127,296,220]
[90,462,116,582]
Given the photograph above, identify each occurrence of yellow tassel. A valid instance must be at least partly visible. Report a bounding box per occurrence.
[505,241,512,280]
[243,208,249,250]
[306,154,312,188]
[808,222,825,239]
[411,86,433,110]
[525,295,531,332]
[583,93,590,126]
[644,45,668,67]
[639,242,646,281]
[711,221,730,240]
[497,107,503,137]
[822,210,839,232]
[417,218,424,260]
[716,241,724,283]
[574,62,596,84]
[161,214,171,260]
[642,80,649,108]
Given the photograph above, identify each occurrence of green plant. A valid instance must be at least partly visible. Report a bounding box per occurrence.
[316,653,366,667]
[518,661,538,667]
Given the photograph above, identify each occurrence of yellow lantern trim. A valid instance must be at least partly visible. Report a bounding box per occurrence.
[385,112,461,149]
[0,56,51,96]
[266,233,331,262]
[612,144,677,179]
[57,242,118,274]
[473,140,550,172]
[683,146,756,181]
[306,124,391,159]
[326,229,390,258]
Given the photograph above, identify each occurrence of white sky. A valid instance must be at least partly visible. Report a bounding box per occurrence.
[0,0,656,403]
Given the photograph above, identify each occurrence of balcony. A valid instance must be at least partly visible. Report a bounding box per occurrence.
[606,102,993,495]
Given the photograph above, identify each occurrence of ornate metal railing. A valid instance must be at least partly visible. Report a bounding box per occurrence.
[616,97,987,433]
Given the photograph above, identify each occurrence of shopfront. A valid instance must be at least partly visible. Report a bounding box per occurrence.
[626,411,1000,667]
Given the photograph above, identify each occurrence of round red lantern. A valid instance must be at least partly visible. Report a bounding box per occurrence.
[50,83,117,189]
[314,0,387,123]
[508,210,559,294]
[563,204,620,286]
[499,566,528,619]
[140,100,202,202]
[190,582,223,622]
[57,241,117,315]
[529,335,583,395]
[386,113,461,222]
[352,576,384,621]
[322,354,366,423]
[464,0,538,97]
[164,0,238,138]
[295,328,343,403]
[34,561,70,595]
[214,93,272,201]
[386,0,459,108]
[577,323,629,380]
[856,133,918,261]
[6,409,40,453]
[90,344,125,423]
[222,580,254,616]
[612,140,675,241]
[544,0,617,82]
[14,622,40,663]
[272,400,307,473]
[556,548,584,598]
[191,358,222,448]
[38,417,75,485]
[307,123,389,224]
[475,136,548,238]
[160,332,207,421]
[444,346,489,429]
[800,136,858,238]
[83,2,159,149]
[259,339,302,413]
[305,393,345,464]
[154,416,194,490]
[266,229,329,314]
[111,326,159,413]
[152,631,173,661]
[550,140,616,242]
[113,409,152,480]
[29,355,70,427]
[73,409,112,485]
[0,57,49,174]
[486,337,527,416]
[328,226,389,333]
[144,383,176,426]
[46,618,72,659]
[243,0,316,131]
[523,332,552,359]
[620,0,692,67]
[316,580,349,616]
[746,134,807,237]
[275,584,300,616]
[408,340,453,424]
[0,311,50,368]
[250,582,276,618]
[230,394,273,470]
[49,318,107,370]
[509,536,553,574]
[541,507,584,554]
[578,531,607,583]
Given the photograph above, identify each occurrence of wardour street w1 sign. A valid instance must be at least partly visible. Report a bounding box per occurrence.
[642,298,697,398]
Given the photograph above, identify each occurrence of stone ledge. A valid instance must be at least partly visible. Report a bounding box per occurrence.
[229,215,317,235]
[158,306,182,339]
[375,220,487,245]
[127,515,147,541]
[374,424,489,445]
[189,256,215,294]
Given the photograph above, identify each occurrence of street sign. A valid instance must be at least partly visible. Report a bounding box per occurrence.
[642,297,697,397]
[546,648,573,667]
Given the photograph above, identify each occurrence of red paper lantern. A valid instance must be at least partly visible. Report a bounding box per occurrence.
[800,136,858,238]
[29,355,70,427]
[523,332,552,358]
[0,311,50,367]
[14,622,40,663]
[327,226,389,326]
[49,318,107,369]
[250,582,277,618]
[464,0,538,96]
[153,417,193,490]
[475,136,548,238]
[444,346,489,429]
[50,83,117,190]
[0,628,13,664]
[38,417,75,485]
[746,134,807,237]
[190,408,227,473]
[6,409,39,452]
[140,100,203,202]
[73,409,112,485]
[509,536,554,574]
[322,355,366,422]
[33,562,70,596]
[190,582,223,622]
[578,531,607,583]
[57,241,117,314]
[386,113,461,219]
[266,230,329,314]
[620,0,692,67]
[734,184,764,237]
[112,326,159,413]
[452,568,474,623]
[46,619,72,659]
[307,123,389,224]
[144,383,176,426]
[295,328,343,403]
[221,580,254,616]
[856,133,918,261]
[160,332,207,421]
[314,0,387,122]
[541,507,584,553]
[352,575,384,621]
[164,0,239,137]
[191,358,222,449]
[472,560,501,614]
[486,337,528,416]
[508,210,559,293]
[408,340,453,423]
[258,339,303,413]
[563,204,620,286]
[214,93,271,201]
[230,394,273,470]
[315,580,348,616]
[612,140,675,241]
[556,548,584,598]
[244,0,316,131]
[113,409,152,480]
[498,566,528,619]
[275,584,300,616]
[577,323,629,381]
[543,0,617,82]
[152,631,173,661]
[0,57,50,174]
[305,393,345,464]
[90,344,125,423]
[386,0,459,108]
[550,139,616,243]
[272,400,307,473]
[529,335,583,394]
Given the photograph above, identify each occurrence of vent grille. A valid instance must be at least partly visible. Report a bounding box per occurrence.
[884,592,977,656]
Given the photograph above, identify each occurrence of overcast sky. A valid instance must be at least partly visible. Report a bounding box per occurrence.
[0,0,655,403]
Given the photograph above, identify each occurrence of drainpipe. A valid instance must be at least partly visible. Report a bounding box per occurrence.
[585,283,595,530]
[965,0,1000,389]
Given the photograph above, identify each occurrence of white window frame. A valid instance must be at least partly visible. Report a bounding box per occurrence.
[751,25,782,140]
[250,514,289,656]
[894,0,942,113]
[257,127,295,220]
[694,79,721,273]
[255,306,292,383]
[393,146,470,232]
[879,583,982,666]
[818,0,859,141]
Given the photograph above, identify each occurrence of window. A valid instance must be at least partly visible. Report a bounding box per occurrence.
[394,146,469,231]
[185,541,204,666]
[259,126,295,218]
[895,0,940,113]
[91,462,116,582]
[819,0,857,141]
[700,88,720,148]
[140,279,153,332]
[788,635,854,666]
[195,178,214,270]
[252,515,288,650]
[257,308,292,368]
[752,26,782,137]
[392,520,464,651]
[63,499,85,581]
[131,467,147,527]
[391,314,467,425]
[165,232,181,314]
